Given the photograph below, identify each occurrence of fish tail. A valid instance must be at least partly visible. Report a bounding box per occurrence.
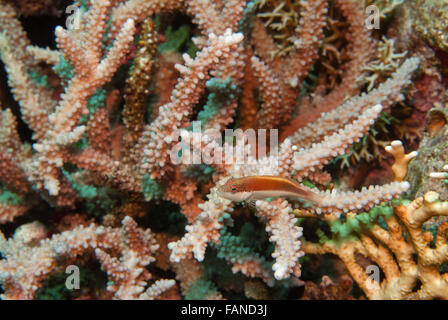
[293,183,323,205]
[306,190,324,205]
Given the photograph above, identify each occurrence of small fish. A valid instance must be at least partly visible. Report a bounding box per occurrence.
[216,175,322,206]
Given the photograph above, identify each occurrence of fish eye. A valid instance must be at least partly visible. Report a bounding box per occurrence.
[231,186,237,192]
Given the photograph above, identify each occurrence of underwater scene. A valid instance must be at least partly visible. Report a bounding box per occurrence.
[0,0,447,300]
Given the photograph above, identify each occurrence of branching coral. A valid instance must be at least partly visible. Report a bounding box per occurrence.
[0,216,174,299]
[0,0,441,300]
[300,190,448,299]
[409,0,448,51]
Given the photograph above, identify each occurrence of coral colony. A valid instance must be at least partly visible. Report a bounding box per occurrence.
[0,0,447,300]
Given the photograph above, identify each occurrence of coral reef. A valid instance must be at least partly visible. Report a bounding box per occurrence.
[0,0,447,300]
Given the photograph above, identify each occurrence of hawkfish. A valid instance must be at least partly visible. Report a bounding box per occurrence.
[216,175,323,206]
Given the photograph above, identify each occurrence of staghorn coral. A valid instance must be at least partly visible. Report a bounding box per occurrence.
[0,216,174,299]
[408,0,448,51]
[0,0,445,301]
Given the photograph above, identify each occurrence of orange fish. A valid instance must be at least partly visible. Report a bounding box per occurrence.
[217,175,322,205]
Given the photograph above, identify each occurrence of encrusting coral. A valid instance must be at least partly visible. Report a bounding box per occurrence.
[0,0,446,300]
[298,140,448,299]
